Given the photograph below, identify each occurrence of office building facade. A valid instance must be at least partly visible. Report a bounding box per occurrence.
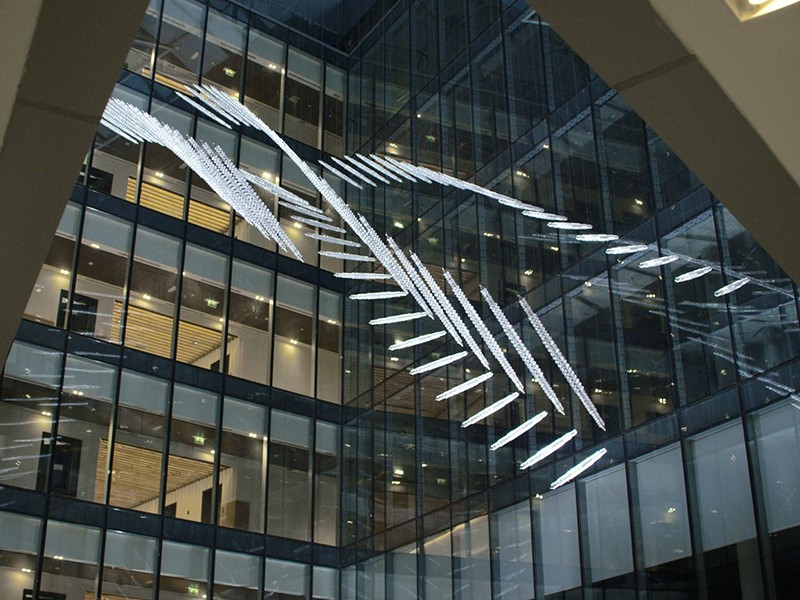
[0,0,798,598]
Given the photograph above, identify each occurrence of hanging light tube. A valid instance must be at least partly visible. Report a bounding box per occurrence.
[461,392,520,428]
[490,411,549,451]
[605,244,650,255]
[521,210,568,222]
[344,155,391,184]
[369,311,429,326]
[675,266,713,283]
[549,448,608,489]
[520,429,578,470]
[279,201,330,220]
[435,372,494,402]
[318,251,375,262]
[292,216,348,233]
[519,297,605,430]
[355,153,403,183]
[334,272,393,280]
[639,255,679,269]
[306,232,360,248]
[318,160,364,189]
[480,286,564,414]
[389,331,447,351]
[443,271,524,392]
[350,290,408,301]
[370,154,418,182]
[409,351,469,375]
[714,277,750,297]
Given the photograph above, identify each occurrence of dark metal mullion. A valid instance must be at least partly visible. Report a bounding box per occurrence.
[29,333,72,600]
[206,385,225,600]
[679,431,711,599]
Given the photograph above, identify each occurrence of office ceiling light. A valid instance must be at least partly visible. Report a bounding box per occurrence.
[350,290,408,301]
[714,277,750,297]
[444,271,524,391]
[490,411,548,451]
[639,255,679,268]
[675,266,713,283]
[550,448,608,489]
[520,429,578,470]
[606,244,650,255]
[409,351,469,375]
[462,392,520,428]
[519,297,604,429]
[435,371,494,402]
[389,331,447,351]
[481,286,563,411]
[724,0,800,20]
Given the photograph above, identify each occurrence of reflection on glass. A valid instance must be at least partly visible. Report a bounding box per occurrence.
[264,558,310,600]
[190,119,235,234]
[126,227,182,359]
[236,137,279,251]
[245,29,285,130]
[102,530,158,599]
[268,411,312,541]
[317,290,342,403]
[315,421,339,545]
[284,48,322,148]
[24,202,80,327]
[273,275,315,396]
[0,511,41,598]
[492,502,534,600]
[155,0,204,90]
[160,540,209,598]
[215,549,261,600]
[423,528,453,600]
[108,370,169,513]
[0,341,62,491]
[177,244,228,370]
[163,384,219,523]
[40,520,101,599]
[219,397,268,532]
[202,9,245,96]
[228,259,273,384]
[72,209,133,343]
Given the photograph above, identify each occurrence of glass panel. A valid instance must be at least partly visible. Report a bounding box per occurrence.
[536,485,581,596]
[202,9,245,96]
[689,421,763,598]
[752,400,800,596]
[159,540,209,599]
[49,355,116,502]
[423,528,453,600]
[284,48,321,148]
[190,119,235,234]
[264,558,310,600]
[126,227,182,359]
[41,520,101,599]
[164,384,219,523]
[140,100,192,218]
[323,65,345,155]
[581,465,634,588]
[317,289,342,403]
[214,549,261,600]
[89,85,147,196]
[219,397,268,532]
[492,501,534,600]
[313,565,339,600]
[102,531,158,599]
[72,209,133,343]
[236,137,279,251]
[633,443,693,593]
[452,515,490,600]
[24,202,80,327]
[0,342,63,491]
[0,511,41,597]
[315,421,339,545]
[268,410,312,541]
[228,259,273,384]
[273,275,316,397]
[109,370,169,512]
[245,29,285,131]
[387,542,416,600]
[155,0,205,90]
[125,0,161,78]
[177,244,228,370]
